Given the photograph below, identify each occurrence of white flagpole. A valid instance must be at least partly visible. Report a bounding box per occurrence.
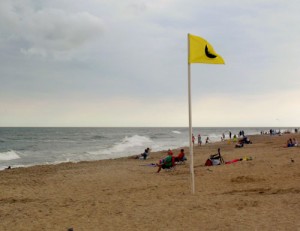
[187,34,195,194]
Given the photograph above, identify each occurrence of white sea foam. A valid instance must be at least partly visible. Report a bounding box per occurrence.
[0,127,288,168]
[89,135,153,157]
[0,150,21,161]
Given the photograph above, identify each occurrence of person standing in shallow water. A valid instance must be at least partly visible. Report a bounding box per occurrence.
[222,133,225,141]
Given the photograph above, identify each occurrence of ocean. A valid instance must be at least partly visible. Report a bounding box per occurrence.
[0,127,295,170]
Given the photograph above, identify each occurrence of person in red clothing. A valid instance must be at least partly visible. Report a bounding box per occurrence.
[174,149,186,162]
[192,134,195,145]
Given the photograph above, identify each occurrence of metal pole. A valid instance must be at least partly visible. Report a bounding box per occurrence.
[188,34,195,194]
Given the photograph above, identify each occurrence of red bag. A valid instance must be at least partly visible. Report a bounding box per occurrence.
[205,159,213,166]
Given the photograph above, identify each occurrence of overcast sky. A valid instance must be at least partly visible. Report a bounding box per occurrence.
[1,0,300,127]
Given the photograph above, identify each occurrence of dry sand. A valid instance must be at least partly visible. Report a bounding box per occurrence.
[0,133,299,231]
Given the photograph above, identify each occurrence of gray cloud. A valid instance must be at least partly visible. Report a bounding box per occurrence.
[0,0,300,126]
[0,0,104,58]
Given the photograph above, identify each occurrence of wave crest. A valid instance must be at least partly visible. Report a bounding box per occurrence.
[89,135,152,156]
[0,150,21,161]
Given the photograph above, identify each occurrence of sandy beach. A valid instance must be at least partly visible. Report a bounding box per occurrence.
[0,133,299,231]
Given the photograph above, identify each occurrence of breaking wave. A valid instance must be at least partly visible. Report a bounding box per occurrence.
[0,150,21,161]
[88,135,153,157]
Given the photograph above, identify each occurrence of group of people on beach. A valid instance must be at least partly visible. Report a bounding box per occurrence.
[192,134,210,146]
[157,130,248,171]
[196,131,248,144]
[260,128,299,136]
[156,149,186,173]
[134,129,298,173]
[154,131,253,171]
[235,136,252,148]
[135,147,187,173]
[261,129,282,135]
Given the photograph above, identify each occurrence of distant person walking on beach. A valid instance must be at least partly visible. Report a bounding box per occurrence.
[206,137,210,144]
[229,131,232,139]
[192,134,195,145]
[198,134,202,146]
[222,133,225,141]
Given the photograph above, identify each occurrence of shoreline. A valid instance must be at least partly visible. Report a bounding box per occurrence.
[1,127,298,171]
[1,133,299,230]
[2,132,298,171]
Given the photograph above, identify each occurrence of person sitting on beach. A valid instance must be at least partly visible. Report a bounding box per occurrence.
[238,136,252,145]
[141,148,150,159]
[287,138,298,147]
[235,140,244,148]
[174,149,187,163]
[292,138,298,146]
[287,139,294,147]
[242,136,252,144]
[205,148,224,166]
[156,149,175,173]
[135,148,150,159]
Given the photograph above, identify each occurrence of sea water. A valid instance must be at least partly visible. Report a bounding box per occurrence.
[0,127,295,170]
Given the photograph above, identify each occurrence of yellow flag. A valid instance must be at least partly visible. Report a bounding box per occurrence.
[188,34,225,64]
